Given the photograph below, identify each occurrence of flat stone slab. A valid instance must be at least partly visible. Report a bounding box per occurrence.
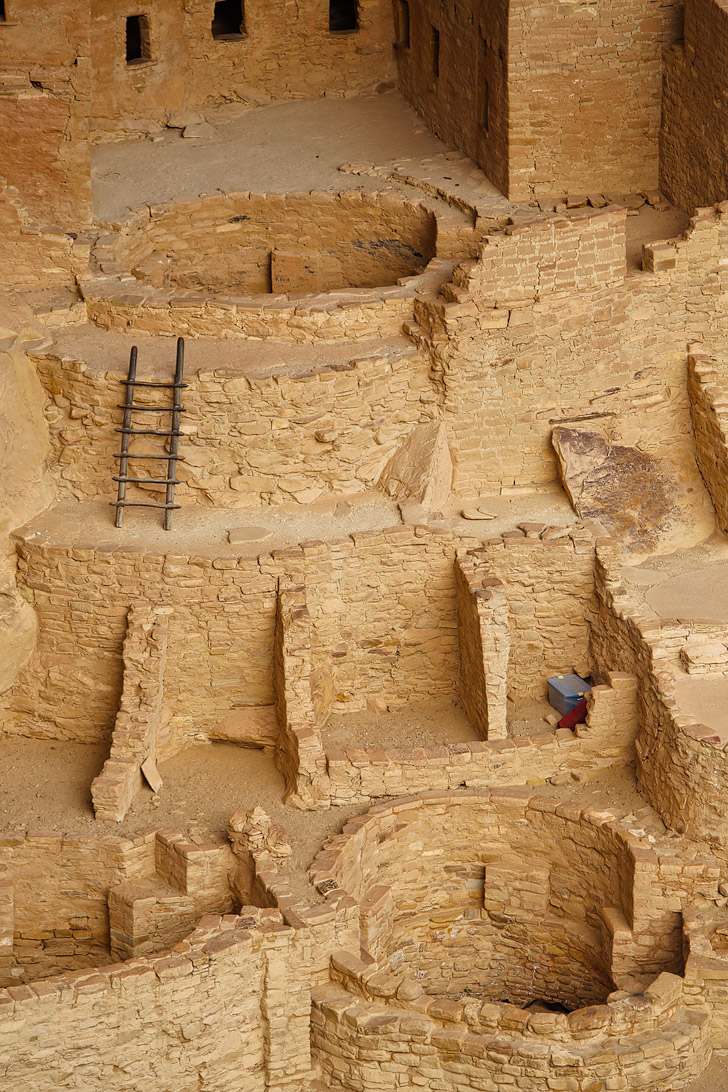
[461,507,497,520]
[228,526,273,544]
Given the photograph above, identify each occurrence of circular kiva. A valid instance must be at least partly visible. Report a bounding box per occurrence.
[308,790,711,1092]
[82,190,443,341]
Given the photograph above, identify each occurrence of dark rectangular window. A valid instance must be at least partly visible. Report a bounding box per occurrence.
[330,0,358,33]
[126,14,151,64]
[398,0,410,47]
[481,79,489,132]
[0,3,6,23]
[212,0,245,39]
[431,26,440,78]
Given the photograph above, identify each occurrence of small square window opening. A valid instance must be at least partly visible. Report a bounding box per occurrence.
[212,0,246,40]
[330,0,358,33]
[126,14,152,64]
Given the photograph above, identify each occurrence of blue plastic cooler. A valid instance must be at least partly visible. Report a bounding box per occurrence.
[547,674,592,716]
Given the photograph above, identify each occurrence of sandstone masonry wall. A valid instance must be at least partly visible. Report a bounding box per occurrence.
[415,204,728,495]
[394,0,509,195]
[0,828,231,986]
[104,191,438,294]
[0,0,91,226]
[507,0,682,203]
[91,605,171,822]
[88,0,396,139]
[591,540,728,845]
[688,351,728,534]
[455,553,509,739]
[395,0,681,202]
[33,338,433,509]
[0,910,312,1092]
[660,0,728,211]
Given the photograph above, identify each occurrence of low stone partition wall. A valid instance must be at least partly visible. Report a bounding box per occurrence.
[269,531,629,808]
[590,539,728,844]
[273,581,329,810]
[325,672,638,804]
[8,523,628,808]
[0,827,233,986]
[91,604,171,822]
[688,350,728,534]
[455,552,509,738]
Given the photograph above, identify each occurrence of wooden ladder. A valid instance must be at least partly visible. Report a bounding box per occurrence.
[112,336,187,531]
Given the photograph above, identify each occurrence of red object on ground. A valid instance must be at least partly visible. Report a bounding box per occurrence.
[558,698,588,730]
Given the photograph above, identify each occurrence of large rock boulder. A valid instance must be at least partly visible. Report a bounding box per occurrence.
[551,425,710,552]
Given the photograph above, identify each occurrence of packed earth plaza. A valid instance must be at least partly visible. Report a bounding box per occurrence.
[10,4,728,1092]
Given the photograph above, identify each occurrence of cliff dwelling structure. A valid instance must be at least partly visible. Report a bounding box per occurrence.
[8,2,728,1091]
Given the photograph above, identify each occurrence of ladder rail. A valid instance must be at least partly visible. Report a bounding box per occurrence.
[114,346,138,528]
[164,337,185,531]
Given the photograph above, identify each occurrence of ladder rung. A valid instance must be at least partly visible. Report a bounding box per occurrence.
[121,379,188,389]
[116,428,183,436]
[110,501,182,510]
[113,452,186,461]
[112,476,181,485]
[117,404,187,412]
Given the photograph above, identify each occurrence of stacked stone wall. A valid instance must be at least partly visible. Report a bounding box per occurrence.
[3,526,601,805]
[0,910,312,1092]
[312,792,720,980]
[394,0,681,202]
[660,0,728,211]
[33,339,432,508]
[415,204,728,494]
[91,605,171,822]
[507,0,682,202]
[0,1,92,227]
[0,828,232,986]
[591,540,728,845]
[88,0,396,139]
[308,791,716,1091]
[688,351,728,534]
[312,972,709,1092]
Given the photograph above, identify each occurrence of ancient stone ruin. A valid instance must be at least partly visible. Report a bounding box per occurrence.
[3,2,728,1089]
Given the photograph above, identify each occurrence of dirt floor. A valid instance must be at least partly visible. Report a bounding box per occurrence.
[0,736,360,901]
[91,92,505,222]
[322,693,558,750]
[686,1057,728,1091]
[0,730,656,903]
[675,674,728,743]
[322,696,476,750]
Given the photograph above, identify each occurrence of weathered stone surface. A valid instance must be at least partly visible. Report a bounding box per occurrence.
[378,422,453,511]
[552,426,706,552]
